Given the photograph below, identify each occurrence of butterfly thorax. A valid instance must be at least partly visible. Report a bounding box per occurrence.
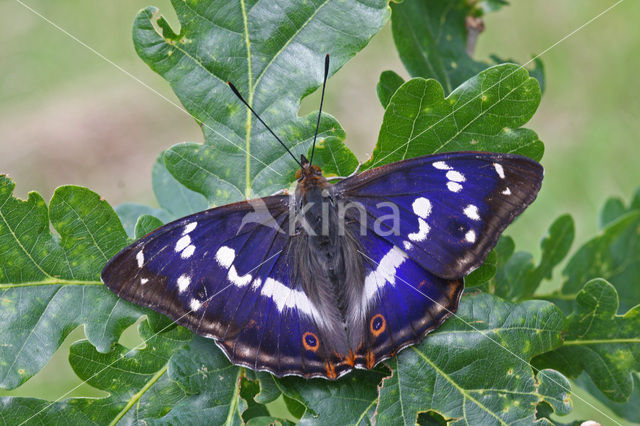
[291,159,365,354]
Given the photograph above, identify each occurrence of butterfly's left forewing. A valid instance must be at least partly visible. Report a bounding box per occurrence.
[101,196,343,378]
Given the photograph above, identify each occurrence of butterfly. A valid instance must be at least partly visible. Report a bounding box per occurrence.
[102,55,543,380]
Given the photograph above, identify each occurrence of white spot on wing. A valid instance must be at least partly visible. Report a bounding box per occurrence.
[260,278,321,322]
[175,235,191,252]
[183,222,197,235]
[136,251,144,268]
[181,245,196,259]
[412,197,432,218]
[251,277,262,290]
[465,230,477,243]
[447,182,462,192]
[190,298,202,311]
[463,204,480,221]
[502,187,511,195]
[408,218,430,242]
[215,246,235,268]
[228,266,252,287]
[403,240,412,250]
[493,163,505,179]
[363,247,407,305]
[446,170,465,182]
[140,278,148,285]
[433,161,452,170]
[177,274,191,293]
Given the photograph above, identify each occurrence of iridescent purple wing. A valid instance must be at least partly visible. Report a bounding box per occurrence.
[336,152,543,279]
[348,230,463,370]
[101,196,343,379]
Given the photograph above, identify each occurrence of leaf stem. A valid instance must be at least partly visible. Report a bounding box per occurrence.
[225,367,244,426]
[109,363,168,426]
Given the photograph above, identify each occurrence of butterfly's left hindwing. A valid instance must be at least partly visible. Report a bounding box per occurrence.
[102,196,344,379]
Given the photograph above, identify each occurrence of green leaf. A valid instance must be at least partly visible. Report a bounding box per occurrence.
[375,293,570,425]
[495,215,575,301]
[561,210,640,311]
[256,368,386,425]
[478,0,509,14]
[599,197,628,229]
[376,70,405,108]
[0,176,141,390]
[240,376,270,423]
[533,279,640,403]
[465,249,497,288]
[389,0,544,95]
[134,214,164,239]
[114,202,171,238]
[575,372,640,423]
[2,321,248,424]
[363,64,543,170]
[307,129,359,178]
[133,0,389,203]
[152,153,208,218]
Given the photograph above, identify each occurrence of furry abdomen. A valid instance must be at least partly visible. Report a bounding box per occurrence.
[291,177,365,354]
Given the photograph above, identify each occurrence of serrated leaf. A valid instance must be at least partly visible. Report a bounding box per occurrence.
[376,70,405,108]
[0,177,142,390]
[389,0,544,95]
[533,279,640,403]
[495,215,575,301]
[2,321,247,424]
[133,1,389,203]
[152,153,208,218]
[240,376,270,423]
[363,64,543,170]
[375,293,570,425]
[256,368,386,425]
[561,210,640,311]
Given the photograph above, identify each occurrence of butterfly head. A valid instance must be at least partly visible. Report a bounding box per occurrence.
[296,154,323,181]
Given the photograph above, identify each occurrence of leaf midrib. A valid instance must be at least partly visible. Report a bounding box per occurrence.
[0,279,102,289]
[410,346,509,425]
[240,0,253,199]
[109,363,169,426]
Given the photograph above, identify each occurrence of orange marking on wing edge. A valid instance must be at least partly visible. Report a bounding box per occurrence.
[366,351,375,369]
[302,331,319,352]
[324,361,337,379]
[345,350,356,367]
[370,314,386,337]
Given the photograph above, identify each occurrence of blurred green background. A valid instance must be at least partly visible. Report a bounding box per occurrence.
[1,0,638,424]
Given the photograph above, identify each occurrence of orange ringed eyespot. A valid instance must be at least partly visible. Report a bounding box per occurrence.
[302,332,319,352]
[370,314,386,337]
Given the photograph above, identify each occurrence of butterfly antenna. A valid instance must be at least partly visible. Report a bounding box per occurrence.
[309,54,330,166]
[227,82,302,167]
